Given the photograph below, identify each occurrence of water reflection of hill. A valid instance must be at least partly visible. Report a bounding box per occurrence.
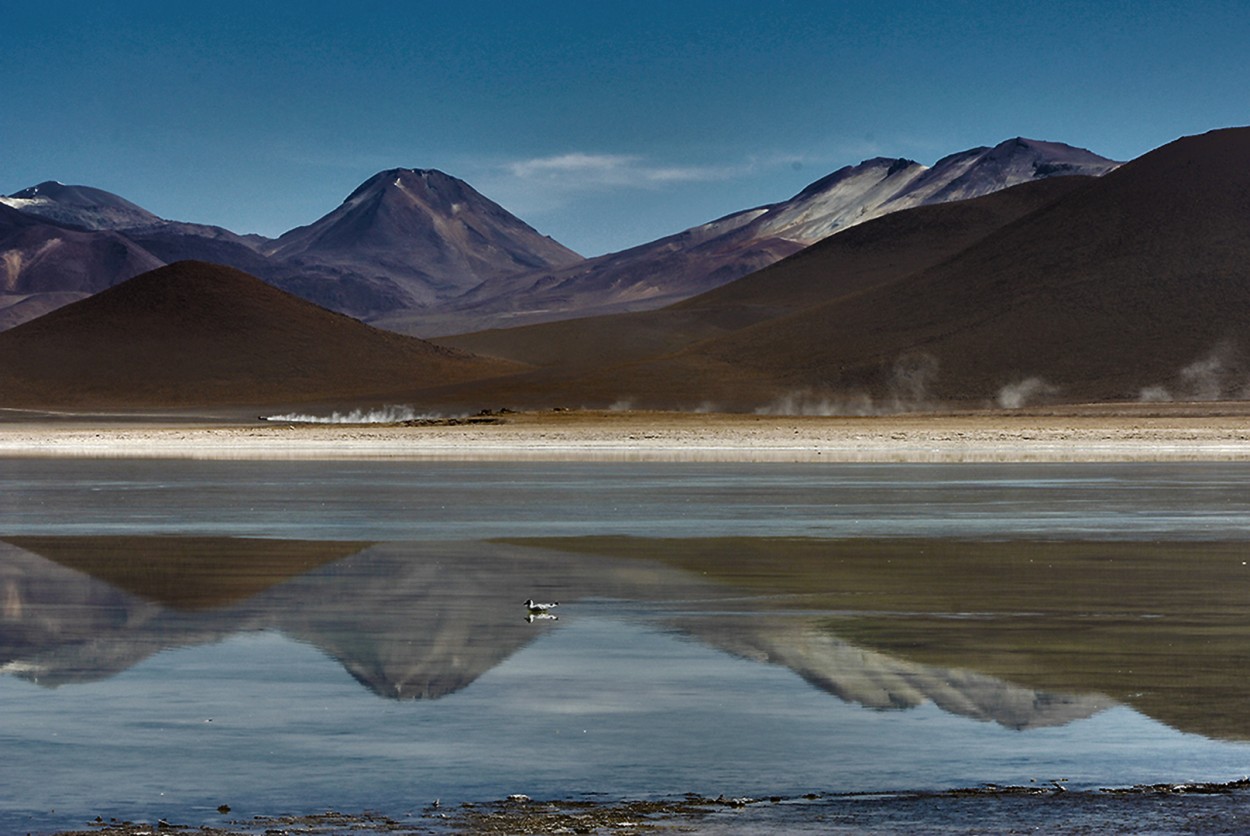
[516,535,1250,741]
[0,537,374,685]
[265,541,716,698]
[677,616,1111,730]
[0,534,1148,733]
[5,535,366,610]
[0,537,713,697]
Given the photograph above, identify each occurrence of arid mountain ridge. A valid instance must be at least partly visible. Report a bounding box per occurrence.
[441,127,1249,412]
[0,127,1245,413]
[1,137,1116,336]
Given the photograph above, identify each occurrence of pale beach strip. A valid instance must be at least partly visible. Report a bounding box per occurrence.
[2,409,1249,462]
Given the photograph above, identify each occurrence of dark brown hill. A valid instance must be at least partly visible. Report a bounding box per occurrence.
[5,536,368,611]
[636,127,1250,408]
[440,176,1093,373]
[699,127,1250,405]
[0,261,518,410]
[436,127,1250,412]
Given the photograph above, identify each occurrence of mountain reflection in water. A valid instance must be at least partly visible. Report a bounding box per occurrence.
[3,534,1244,739]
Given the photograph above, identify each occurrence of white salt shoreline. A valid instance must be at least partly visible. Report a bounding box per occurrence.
[2,414,1249,462]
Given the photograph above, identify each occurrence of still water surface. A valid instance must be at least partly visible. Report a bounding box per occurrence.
[2,460,1249,832]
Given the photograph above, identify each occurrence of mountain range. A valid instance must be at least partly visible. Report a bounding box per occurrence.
[0,127,1245,412]
[1,137,1116,336]
[436,127,1250,411]
[0,171,582,331]
[413,137,1117,335]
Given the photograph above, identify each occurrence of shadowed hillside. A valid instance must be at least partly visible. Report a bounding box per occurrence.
[441,127,1250,412]
[682,126,1250,407]
[6,536,369,611]
[440,176,1092,373]
[0,260,520,410]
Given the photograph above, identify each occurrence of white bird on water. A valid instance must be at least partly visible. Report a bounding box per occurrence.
[525,599,559,612]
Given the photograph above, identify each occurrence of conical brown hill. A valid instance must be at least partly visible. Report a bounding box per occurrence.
[660,126,1250,407]
[0,261,519,409]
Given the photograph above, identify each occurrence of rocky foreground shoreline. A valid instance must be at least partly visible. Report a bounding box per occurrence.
[41,780,1250,835]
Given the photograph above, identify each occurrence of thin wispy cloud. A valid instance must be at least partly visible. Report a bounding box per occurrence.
[503,152,745,190]
[468,147,851,254]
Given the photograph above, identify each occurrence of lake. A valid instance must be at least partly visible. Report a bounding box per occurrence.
[3,459,1250,832]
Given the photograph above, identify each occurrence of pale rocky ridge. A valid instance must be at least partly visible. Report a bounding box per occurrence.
[1,181,163,229]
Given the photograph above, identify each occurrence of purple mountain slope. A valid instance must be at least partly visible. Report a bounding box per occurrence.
[1,138,1116,335]
[0,204,164,324]
[393,137,1118,337]
[265,168,584,315]
[0,169,583,328]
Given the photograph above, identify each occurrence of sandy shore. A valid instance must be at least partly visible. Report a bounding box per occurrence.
[2,405,1250,461]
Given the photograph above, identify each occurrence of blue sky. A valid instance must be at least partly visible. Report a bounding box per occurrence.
[4,1,1248,256]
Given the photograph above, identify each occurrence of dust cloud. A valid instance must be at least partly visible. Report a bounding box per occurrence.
[996,377,1059,409]
[755,352,940,415]
[1138,342,1248,402]
[261,406,438,424]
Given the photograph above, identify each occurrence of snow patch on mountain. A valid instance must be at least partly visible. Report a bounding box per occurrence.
[751,158,928,242]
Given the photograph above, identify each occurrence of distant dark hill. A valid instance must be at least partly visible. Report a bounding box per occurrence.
[435,127,1250,411]
[120,222,276,277]
[6,535,368,611]
[0,261,518,409]
[647,127,1250,408]
[440,175,1094,373]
